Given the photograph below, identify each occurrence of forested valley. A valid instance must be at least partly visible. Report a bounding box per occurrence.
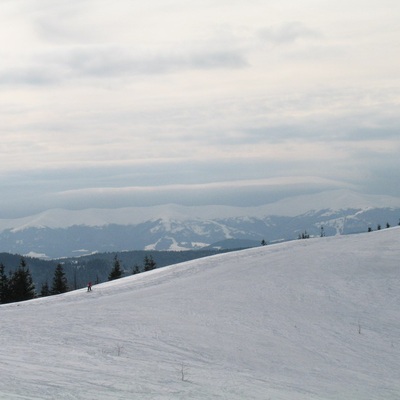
[0,249,234,303]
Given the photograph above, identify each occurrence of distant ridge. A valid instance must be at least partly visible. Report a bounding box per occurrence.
[0,189,399,258]
[1,189,399,232]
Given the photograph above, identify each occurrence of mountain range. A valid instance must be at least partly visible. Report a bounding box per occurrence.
[1,189,399,259]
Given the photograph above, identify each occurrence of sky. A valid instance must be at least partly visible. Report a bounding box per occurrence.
[1,0,399,217]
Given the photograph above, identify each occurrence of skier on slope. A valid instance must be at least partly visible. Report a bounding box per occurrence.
[87,282,92,292]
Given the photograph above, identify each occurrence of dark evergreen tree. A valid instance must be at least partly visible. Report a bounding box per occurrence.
[298,230,310,239]
[9,258,36,303]
[144,255,156,272]
[51,264,68,295]
[73,267,78,290]
[40,281,51,297]
[108,255,123,281]
[132,264,141,275]
[0,263,10,304]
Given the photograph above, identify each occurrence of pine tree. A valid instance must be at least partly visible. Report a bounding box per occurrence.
[51,264,68,295]
[0,263,10,304]
[108,255,123,281]
[132,264,141,275]
[298,230,310,239]
[9,258,36,303]
[40,281,51,297]
[144,255,156,272]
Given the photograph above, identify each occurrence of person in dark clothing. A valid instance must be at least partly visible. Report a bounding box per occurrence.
[87,282,92,291]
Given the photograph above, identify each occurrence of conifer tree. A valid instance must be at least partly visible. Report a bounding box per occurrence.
[144,255,156,271]
[9,258,35,302]
[108,255,123,281]
[0,263,10,304]
[51,264,68,295]
[40,281,51,297]
[132,264,141,275]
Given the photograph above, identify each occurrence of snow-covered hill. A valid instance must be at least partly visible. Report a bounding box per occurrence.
[1,189,400,258]
[1,228,399,399]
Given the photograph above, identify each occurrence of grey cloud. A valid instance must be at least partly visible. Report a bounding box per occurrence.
[187,51,248,70]
[343,150,400,198]
[33,2,98,44]
[50,182,342,211]
[0,46,248,87]
[0,166,350,217]
[242,124,400,145]
[0,67,59,86]
[258,22,321,45]
[1,145,397,218]
[349,127,400,141]
[240,126,314,145]
[63,47,248,76]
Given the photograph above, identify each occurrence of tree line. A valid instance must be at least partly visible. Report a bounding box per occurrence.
[0,254,158,304]
[368,221,399,232]
[0,258,69,304]
[108,254,157,281]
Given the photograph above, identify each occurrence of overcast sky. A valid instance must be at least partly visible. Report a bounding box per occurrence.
[1,0,399,217]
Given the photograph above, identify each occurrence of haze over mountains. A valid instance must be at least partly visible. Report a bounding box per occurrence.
[1,227,399,399]
[1,189,399,258]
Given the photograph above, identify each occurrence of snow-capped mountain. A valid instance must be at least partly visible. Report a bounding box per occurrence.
[1,227,399,399]
[0,189,399,258]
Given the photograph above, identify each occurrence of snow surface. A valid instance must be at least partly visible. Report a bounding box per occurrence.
[1,228,400,399]
[1,189,400,232]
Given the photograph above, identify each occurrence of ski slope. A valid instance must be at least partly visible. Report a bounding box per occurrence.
[1,228,399,399]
